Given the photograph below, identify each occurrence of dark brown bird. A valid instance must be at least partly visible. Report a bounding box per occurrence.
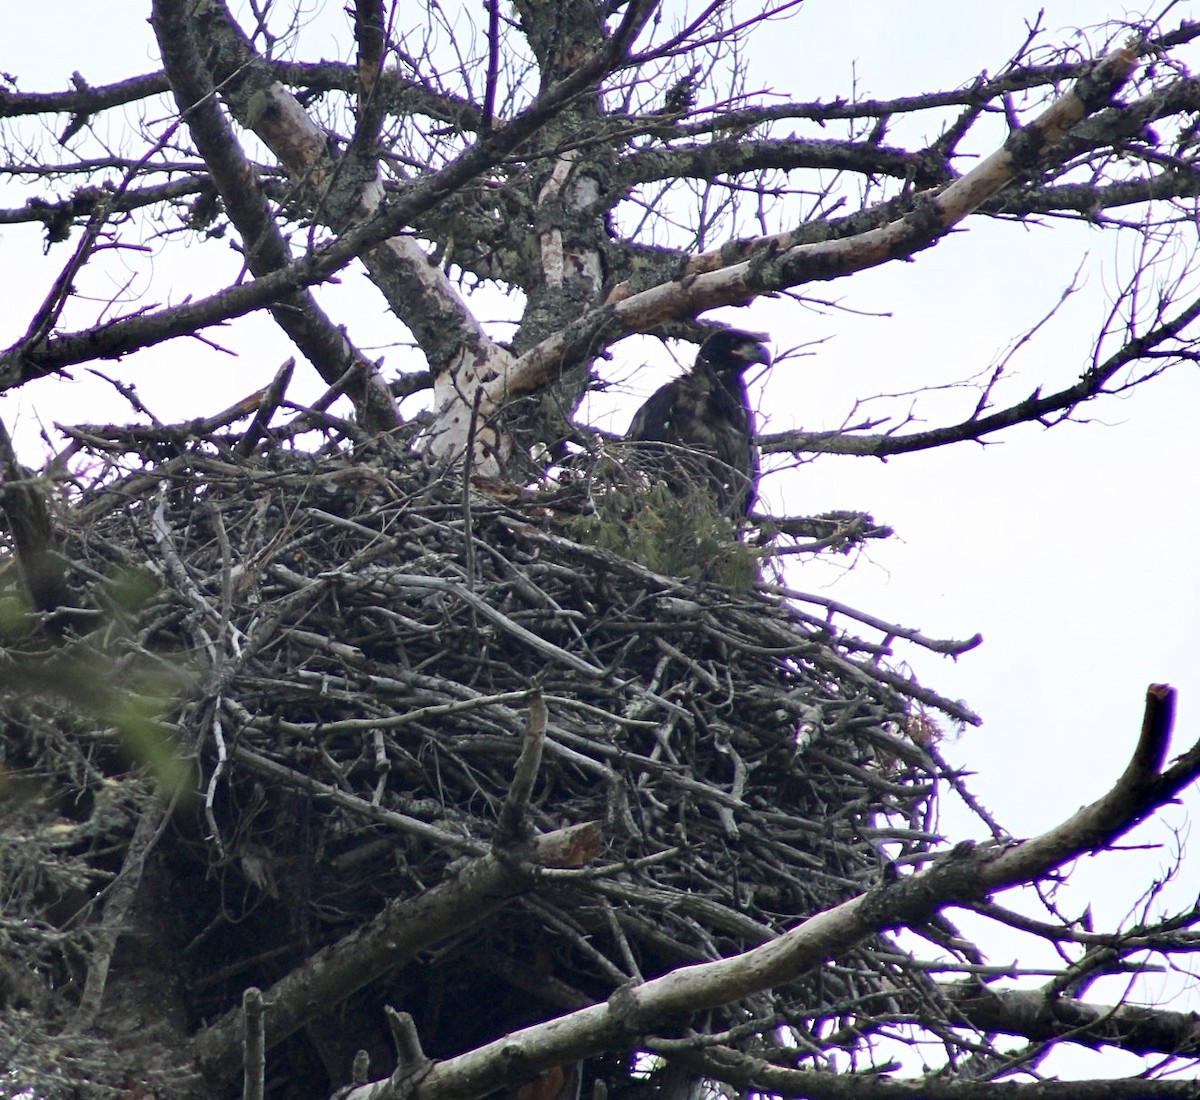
[626,329,770,516]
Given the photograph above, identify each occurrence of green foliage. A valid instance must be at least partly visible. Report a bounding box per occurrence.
[571,480,759,591]
[0,566,191,798]
[0,585,28,634]
[97,563,161,619]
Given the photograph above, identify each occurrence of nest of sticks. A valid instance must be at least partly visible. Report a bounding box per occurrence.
[0,417,984,1099]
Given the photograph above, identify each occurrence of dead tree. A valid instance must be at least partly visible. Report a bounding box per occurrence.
[0,4,1198,1100]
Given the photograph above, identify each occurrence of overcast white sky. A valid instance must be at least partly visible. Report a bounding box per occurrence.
[2,0,1199,1068]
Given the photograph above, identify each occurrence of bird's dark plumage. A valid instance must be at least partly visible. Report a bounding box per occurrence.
[626,329,770,517]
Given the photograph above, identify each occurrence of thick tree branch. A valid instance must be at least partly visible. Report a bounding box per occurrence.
[0,62,479,134]
[349,0,388,158]
[272,61,484,129]
[599,143,1199,321]
[192,819,603,1085]
[150,0,399,431]
[983,170,1200,219]
[0,71,171,120]
[504,46,1139,398]
[942,981,1200,1057]
[335,685,1196,1100]
[0,178,211,234]
[0,2,647,389]
[182,0,483,365]
[680,1046,1200,1099]
[982,685,1179,890]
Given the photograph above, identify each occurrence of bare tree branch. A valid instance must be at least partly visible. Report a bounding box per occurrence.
[506,47,1139,399]
[942,981,1200,1057]
[763,285,1200,457]
[192,819,604,1084]
[151,0,399,430]
[332,686,1195,1100]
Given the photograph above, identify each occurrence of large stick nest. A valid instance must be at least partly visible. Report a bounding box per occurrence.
[0,425,981,1100]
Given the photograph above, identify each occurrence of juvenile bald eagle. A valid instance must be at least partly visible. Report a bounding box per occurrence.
[626,329,770,517]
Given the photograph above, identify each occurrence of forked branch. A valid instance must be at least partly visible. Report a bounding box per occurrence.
[331,685,1194,1100]
[502,47,1139,400]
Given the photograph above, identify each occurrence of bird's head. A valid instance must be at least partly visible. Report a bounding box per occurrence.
[696,329,772,375]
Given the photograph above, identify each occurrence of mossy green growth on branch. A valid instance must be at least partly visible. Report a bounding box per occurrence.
[570,481,759,592]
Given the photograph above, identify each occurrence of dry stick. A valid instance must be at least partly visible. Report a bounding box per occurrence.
[818,644,981,726]
[346,570,608,679]
[335,558,690,718]
[235,357,294,458]
[767,583,984,657]
[385,1007,433,1087]
[462,385,485,591]
[601,898,645,982]
[230,743,488,856]
[257,688,538,737]
[497,691,549,844]
[242,987,265,1100]
[72,791,172,1031]
[151,493,222,644]
[276,356,376,440]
